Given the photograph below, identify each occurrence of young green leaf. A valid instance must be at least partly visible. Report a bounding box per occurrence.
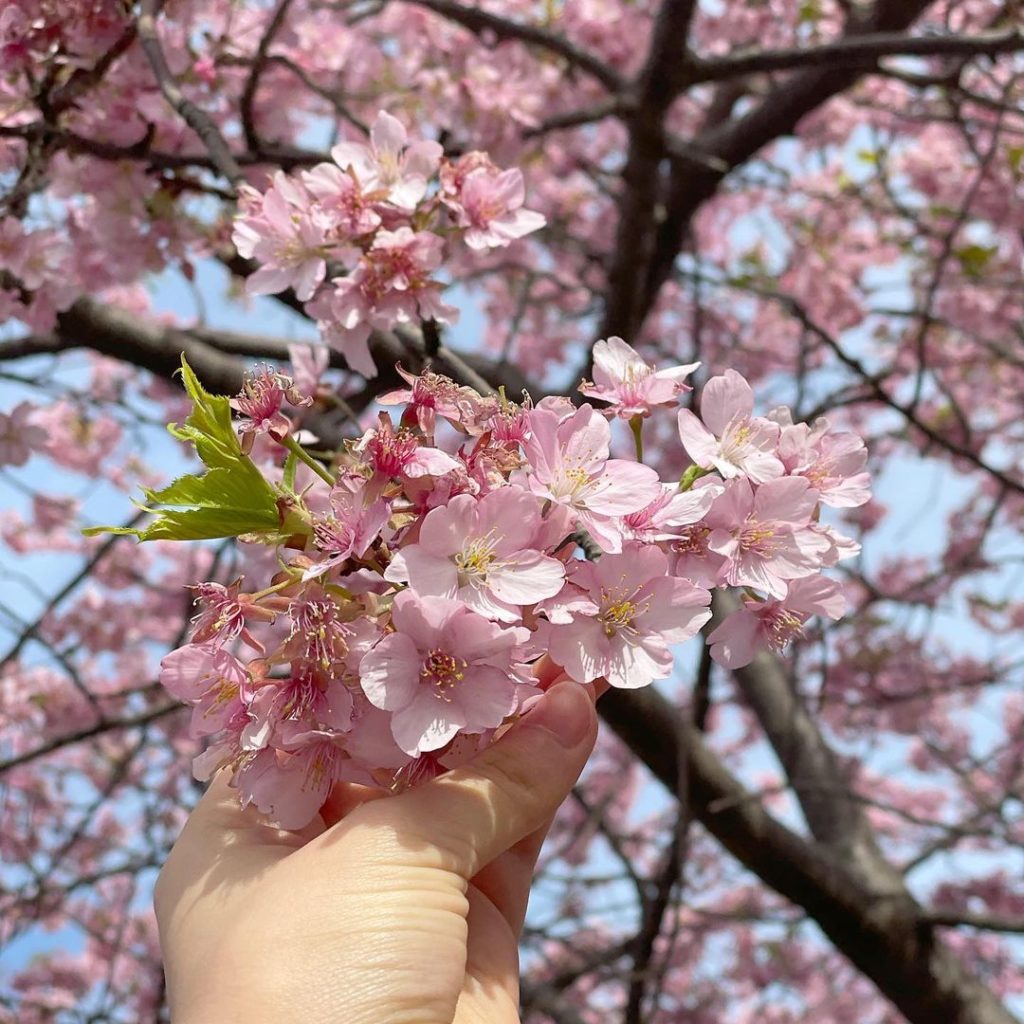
[84,355,298,544]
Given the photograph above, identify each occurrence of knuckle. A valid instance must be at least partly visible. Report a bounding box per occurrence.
[480,747,541,810]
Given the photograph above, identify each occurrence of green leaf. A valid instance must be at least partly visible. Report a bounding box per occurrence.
[84,355,293,544]
[955,243,997,280]
[143,464,275,513]
[168,356,243,469]
[798,0,822,23]
[86,506,277,543]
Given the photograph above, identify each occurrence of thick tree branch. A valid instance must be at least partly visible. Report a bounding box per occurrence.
[1,297,531,438]
[691,26,1024,82]
[635,0,936,337]
[598,685,1019,1024]
[713,591,904,896]
[596,0,702,343]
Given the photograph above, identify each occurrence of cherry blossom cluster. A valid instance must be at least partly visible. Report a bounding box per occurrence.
[232,110,545,378]
[157,336,869,828]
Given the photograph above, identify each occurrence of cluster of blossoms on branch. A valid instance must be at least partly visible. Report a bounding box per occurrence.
[113,334,871,830]
[232,110,545,377]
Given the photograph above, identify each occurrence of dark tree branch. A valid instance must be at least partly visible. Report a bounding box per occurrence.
[46,24,139,115]
[137,0,245,187]
[598,684,1020,1024]
[596,0,703,343]
[0,703,182,776]
[713,591,905,896]
[524,96,627,138]
[925,910,1024,935]
[0,510,146,675]
[0,123,325,172]
[750,286,1024,495]
[636,0,936,341]
[623,813,684,1024]
[691,25,1024,82]
[404,0,625,93]
[240,0,297,152]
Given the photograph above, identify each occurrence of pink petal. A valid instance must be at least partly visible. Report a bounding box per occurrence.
[584,460,661,515]
[677,410,719,467]
[420,493,476,553]
[708,608,762,668]
[370,111,407,157]
[358,633,421,710]
[456,668,518,731]
[391,693,465,755]
[488,551,565,604]
[401,544,460,599]
[701,369,754,436]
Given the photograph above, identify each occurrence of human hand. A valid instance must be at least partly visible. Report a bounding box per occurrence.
[155,679,598,1024]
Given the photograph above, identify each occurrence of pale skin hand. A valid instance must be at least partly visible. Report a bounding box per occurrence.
[155,679,598,1024]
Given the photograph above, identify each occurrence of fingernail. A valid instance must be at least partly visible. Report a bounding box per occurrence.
[519,681,591,747]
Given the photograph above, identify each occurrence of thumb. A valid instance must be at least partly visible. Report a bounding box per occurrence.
[353,680,597,878]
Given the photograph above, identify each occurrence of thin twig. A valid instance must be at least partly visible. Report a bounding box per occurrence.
[241,0,297,152]
[137,0,244,187]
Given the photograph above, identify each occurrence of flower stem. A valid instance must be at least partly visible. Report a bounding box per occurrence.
[248,576,299,602]
[679,464,712,491]
[629,414,644,462]
[279,434,335,487]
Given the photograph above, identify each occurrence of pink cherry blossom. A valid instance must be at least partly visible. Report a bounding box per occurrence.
[322,227,458,378]
[774,413,872,509]
[377,366,483,436]
[301,160,382,238]
[229,365,311,451]
[330,111,443,212]
[287,343,330,399]
[540,543,711,689]
[159,644,251,736]
[384,488,565,621]
[235,724,361,831]
[275,589,360,679]
[580,336,700,419]
[448,166,546,250]
[305,483,390,580]
[708,576,847,669]
[669,521,729,588]
[0,218,68,296]
[0,401,47,466]
[188,580,272,651]
[355,413,461,485]
[232,173,327,301]
[677,369,783,482]
[359,590,530,756]
[523,403,662,552]
[242,670,354,750]
[622,480,724,543]
[706,478,833,599]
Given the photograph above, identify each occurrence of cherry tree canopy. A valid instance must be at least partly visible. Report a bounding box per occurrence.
[2,1,1024,1022]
